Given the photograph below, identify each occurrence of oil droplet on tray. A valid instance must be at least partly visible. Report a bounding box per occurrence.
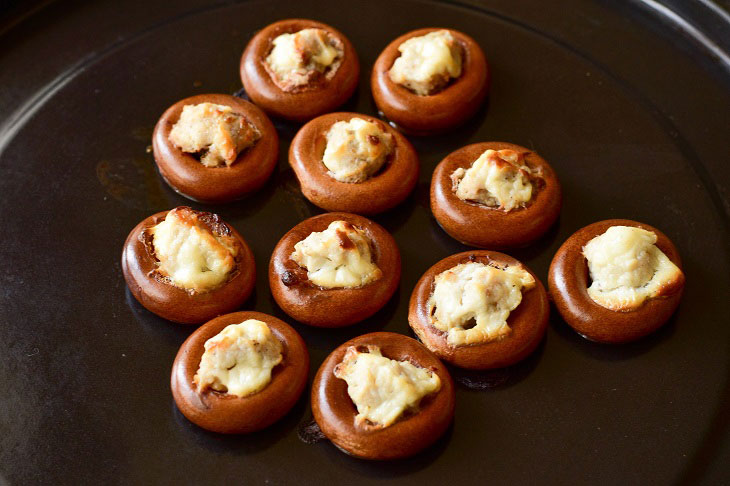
[96,157,169,210]
[452,367,510,390]
[297,418,326,444]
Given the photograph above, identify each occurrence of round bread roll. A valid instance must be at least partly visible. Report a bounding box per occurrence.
[152,94,278,204]
[289,112,419,215]
[269,212,400,327]
[371,27,489,135]
[409,250,549,370]
[122,207,256,324]
[171,311,309,434]
[548,219,685,343]
[240,18,359,122]
[312,332,454,459]
[431,141,561,249]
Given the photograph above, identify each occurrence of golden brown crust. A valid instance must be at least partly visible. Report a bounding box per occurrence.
[431,142,562,249]
[548,219,685,344]
[371,28,489,135]
[289,112,419,214]
[121,209,256,324]
[312,332,454,460]
[269,213,400,327]
[240,19,360,122]
[408,251,549,370]
[171,311,309,434]
[152,94,278,204]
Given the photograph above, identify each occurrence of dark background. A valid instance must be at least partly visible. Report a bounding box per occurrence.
[1,1,729,484]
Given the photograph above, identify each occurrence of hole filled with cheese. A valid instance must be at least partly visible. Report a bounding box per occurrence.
[388,30,462,96]
[150,207,238,292]
[168,103,260,168]
[333,345,440,428]
[582,226,683,311]
[290,220,382,289]
[265,28,343,91]
[322,118,394,183]
[427,261,536,346]
[451,149,534,211]
[193,319,283,397]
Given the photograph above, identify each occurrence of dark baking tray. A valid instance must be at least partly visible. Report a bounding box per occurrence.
[1,0,729,484]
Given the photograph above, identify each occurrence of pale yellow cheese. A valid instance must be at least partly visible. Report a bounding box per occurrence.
[265,28,342,89]
[388,30,462,95]
[322,118,394,183]
[583,226,683,311]
[333,345,440,427]
[427,262,535,346]
[168,103,260,167]
[291,220,381,288]
[150,207,237,291]
[452,149,533,211]
[193,319,283,397]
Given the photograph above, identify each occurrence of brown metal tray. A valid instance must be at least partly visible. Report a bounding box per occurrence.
[1,0,729,484]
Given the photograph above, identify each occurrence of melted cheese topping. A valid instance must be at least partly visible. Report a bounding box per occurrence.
[322,118,394,183]
[583,226,683,311]
[388,30,462,96]
[427,262,535,346]
[333,345,440,427]
[451,149,534,211]
[150,207,238,291]
[290,220,382,289]
[265,28,342,90]
[193,319,283,397]
[168,103,260,167]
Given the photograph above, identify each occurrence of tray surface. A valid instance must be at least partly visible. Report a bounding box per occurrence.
[1,0,729,484]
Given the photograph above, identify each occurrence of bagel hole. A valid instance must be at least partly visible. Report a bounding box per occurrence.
[461,317,477,330]
[583,259,593,287]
